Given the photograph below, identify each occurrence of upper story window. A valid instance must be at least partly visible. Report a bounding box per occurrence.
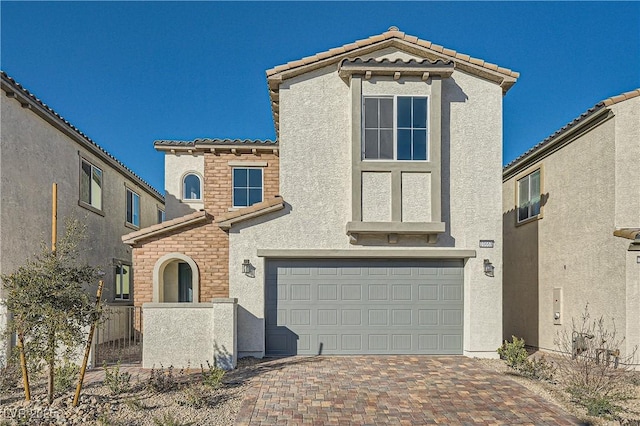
[518,169,541,222]
[363,96,428,161]
[80,159,103,211]
[233,168,263,208]
[114,263,131,301]
[126,188,140,227]
[157,208,165,224]
[183,173,201,200]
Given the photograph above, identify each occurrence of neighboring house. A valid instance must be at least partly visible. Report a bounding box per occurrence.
[124,27,519,367]
[503,89,640,363]
[0,72,165,360]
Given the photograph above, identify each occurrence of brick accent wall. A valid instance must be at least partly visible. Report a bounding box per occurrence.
[204,152,280,215]
[132,150,280,306]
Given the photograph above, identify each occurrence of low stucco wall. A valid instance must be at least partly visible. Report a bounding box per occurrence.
[142,299,237,370]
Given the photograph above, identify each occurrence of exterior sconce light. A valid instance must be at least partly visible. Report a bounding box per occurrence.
[242,259,251,275]
[483,259,494,277]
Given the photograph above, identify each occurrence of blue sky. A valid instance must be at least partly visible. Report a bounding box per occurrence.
[2,1,639,192]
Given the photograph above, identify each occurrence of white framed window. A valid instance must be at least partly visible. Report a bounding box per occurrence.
[126,188,140,227]
[183,173,201,200]
[157,208,165,224]
[232,168,263,208]
[114,263,131,301]
[80,159,103,211]
[518,169,541,222]
[363,96,428,161]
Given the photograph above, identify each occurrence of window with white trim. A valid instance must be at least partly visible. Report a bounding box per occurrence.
[518,169,541,222]
[232,168,263,208]
[114,263,131,301]
[80,159,103,210]
[157,208,165,224]
[126,188,140,227]
[183,174,201,200]
[363,96,428,160]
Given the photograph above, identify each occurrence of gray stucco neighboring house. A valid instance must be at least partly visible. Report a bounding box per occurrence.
[503,89,640,364]
[0,71,165,361]
[128,27,519,367]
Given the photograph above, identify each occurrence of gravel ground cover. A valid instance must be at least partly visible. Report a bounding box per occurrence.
[1,355,639,425]
[477,356,640,426]
[0,358,266,426]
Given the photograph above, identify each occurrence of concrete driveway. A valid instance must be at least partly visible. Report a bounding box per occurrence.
[235,356,582,425]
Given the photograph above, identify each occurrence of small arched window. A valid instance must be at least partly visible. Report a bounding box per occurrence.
[183,174,201,200]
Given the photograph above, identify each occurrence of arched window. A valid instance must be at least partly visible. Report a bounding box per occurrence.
[183,173,201,200]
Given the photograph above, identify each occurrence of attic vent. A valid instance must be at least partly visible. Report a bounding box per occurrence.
[388,26,399,31]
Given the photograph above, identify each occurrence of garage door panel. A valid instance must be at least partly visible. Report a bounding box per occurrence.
[265,259,463,355]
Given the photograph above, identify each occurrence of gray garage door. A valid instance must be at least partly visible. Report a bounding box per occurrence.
[265,259,464,356]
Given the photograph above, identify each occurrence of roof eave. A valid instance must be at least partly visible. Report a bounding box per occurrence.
[1,73,164,203]
[503,106,612,181]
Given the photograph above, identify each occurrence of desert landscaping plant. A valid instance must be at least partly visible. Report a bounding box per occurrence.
[554,305,638,418]
[103,361,132,395]
[201,360,225,389]
[54,358,80,394]
[498,336,555,381]
[0,218,102,403]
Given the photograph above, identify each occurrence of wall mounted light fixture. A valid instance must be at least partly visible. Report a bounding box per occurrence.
[483,259,494,277]
[242,259,251,275]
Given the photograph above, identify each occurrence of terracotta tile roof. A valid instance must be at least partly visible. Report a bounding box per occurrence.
[614,228,640,241]
[265,27,520,137]
[155,139,277,147]
[266,28,519,80]
[122,210,211,244]
[154,139,278,153]
[217,196,285,230]
[503,88,640,176]
[602,88,640,106]
[1,71,164,201]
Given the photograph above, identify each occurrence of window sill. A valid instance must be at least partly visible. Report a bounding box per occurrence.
[346,221,445,244]
[181,198,203,203]
[125,222,140,231]
[78,200,105,217]
[108,300,133,306]
[516,214,542,227]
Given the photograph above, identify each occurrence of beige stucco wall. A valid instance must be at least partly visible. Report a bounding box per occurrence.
[228,47,505,358]
[0,92,162,305]
[503,105,639,359]
[402,173,431,222]
[164,153,204,220]
[362,172,391,222]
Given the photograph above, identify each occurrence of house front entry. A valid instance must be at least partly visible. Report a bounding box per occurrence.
[178,262,193,303]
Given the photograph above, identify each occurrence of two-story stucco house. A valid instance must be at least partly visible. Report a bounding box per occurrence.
[124,27,519,367]
[0,72,165,360]
[503,89,640,364]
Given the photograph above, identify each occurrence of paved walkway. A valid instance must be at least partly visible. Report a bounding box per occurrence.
[235,356,583,425]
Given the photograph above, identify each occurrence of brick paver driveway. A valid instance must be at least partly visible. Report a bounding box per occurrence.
[235,356,582,425]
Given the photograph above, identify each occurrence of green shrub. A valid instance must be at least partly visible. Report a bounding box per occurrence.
[498,336,555,381]
[152,413,195,426]
[147,364,178,392]
[103,361,132,395]
[201,361,225,389]
[54,360,79,394]
[178,385,207,409]
[555,305,637,419]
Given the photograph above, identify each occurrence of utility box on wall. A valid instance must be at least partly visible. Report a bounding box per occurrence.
[553,287,562,325]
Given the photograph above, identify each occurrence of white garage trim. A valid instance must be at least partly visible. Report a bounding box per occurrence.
[257,248,476,259]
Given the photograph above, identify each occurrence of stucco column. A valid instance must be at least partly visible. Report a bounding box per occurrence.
[212,298,237,370]
[627,250,640,364]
